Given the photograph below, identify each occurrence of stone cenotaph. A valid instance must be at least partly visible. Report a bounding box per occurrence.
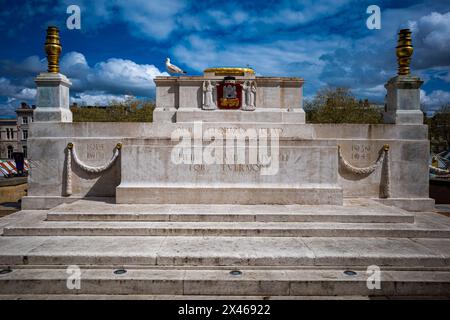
[22,27,432,212]
[2,27,450,299]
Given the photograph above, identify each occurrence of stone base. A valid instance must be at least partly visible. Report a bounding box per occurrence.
[34,107,73,123]
[34,72,72,123]
[384,75,424,125]
[374,198,435,212]
[156,108,306,123]
[116,185,343,205]
[384,110,424,125]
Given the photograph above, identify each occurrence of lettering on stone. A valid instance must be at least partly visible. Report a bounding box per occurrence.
[223,164,262,173]
[351,144,371,161]
[280,152,289,162]
[86,143,105,160]
[189,164,206,172]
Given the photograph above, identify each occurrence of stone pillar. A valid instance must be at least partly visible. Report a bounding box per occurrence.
[384,75,423,125]
[34,72,72,122]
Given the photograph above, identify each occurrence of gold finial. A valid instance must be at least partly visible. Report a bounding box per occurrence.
[116,143,122,150]
[396,29,413,76]
[67,142,73,150]
[383,144,390,151]
[45,26,62,73]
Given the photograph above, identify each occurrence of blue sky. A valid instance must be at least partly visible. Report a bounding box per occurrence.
[0,0,449,117]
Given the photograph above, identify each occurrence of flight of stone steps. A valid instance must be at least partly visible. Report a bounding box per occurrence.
[0,198,449,299]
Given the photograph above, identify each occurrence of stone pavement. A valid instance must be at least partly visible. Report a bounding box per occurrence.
[0,198,449,299]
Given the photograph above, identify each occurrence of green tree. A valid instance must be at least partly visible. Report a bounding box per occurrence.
[71,98,155,122]
[305,87,383,124]
[427,104,450,153]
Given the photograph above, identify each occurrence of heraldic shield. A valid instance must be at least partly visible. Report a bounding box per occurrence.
[216,77,242,109]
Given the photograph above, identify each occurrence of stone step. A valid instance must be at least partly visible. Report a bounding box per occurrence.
[3,220,449,238]
[1,267,449,296]
[1,236,449,267]
[46,203,414,223]
[0,294,381,300]
[116,185,343,205]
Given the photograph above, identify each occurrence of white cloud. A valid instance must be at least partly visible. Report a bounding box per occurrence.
[71,92,133,106]
[353,85,386,102]
[173,34,347,97]
[0,78,36,100]
[0,52,168,111]
[411,11,450,69]
[60,0,187,40]
[420,89,450,112]
[122,0,186,40]
[14,88,36,100]
[252,0,352,27]
[173,34,346,73]
[59,52,169,96]
[86,57,169,96]
[0,77,17,96]
[61,52,89,72]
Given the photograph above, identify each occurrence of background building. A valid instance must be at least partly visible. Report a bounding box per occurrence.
[0,119,19,159]
[0,103,34,159]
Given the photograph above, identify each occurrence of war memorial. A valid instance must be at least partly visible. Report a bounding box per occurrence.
[0,27,449,298]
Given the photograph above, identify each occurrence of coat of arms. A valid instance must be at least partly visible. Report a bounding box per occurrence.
[216,77,242,109]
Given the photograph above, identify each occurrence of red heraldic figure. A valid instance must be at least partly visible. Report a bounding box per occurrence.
[216,77,242,109]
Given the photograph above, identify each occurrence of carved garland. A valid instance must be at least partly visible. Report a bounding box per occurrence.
[65,142,122,196]
[338,144,390,198]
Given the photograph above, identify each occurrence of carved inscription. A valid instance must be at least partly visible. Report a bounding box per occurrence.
[351,144,371,161]
[86,143,105,160]
[189,164,263,173]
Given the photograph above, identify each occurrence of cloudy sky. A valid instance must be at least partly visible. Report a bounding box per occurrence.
[0,0,449,117]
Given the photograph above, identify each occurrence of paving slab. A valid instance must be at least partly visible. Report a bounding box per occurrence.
[302,237,448,267]
[24,236,164,265]
[410,238,450,259]
[156,236,315,266]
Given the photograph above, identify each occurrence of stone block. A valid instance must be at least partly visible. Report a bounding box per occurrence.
[384,75,423,125]
[34,73,72,123]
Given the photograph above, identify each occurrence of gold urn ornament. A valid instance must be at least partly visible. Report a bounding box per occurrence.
[45,26,62,73]
[396,28,413,76]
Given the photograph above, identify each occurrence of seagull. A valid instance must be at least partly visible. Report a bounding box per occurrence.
[166,58,187,75]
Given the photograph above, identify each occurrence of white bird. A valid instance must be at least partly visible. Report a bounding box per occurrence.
[165,57,187,75]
